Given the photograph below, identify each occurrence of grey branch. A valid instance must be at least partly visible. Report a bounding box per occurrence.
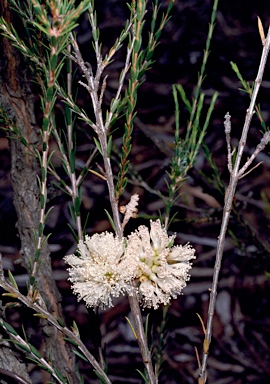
[199,25,270,383]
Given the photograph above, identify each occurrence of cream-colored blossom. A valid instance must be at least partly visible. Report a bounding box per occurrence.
[64,232,136,309]
[121,193,139,230]
[126,220,196,309]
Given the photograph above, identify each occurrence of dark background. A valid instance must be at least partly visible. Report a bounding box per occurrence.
[1,1,270,383]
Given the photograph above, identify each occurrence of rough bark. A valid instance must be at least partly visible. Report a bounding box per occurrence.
[0,347,31,384]
[0,2,77,382]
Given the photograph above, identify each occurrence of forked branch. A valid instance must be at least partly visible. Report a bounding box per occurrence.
[199,24,270,383]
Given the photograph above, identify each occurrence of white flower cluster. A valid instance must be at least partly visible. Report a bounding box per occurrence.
[65,220,196,309]
[64,232,135,309]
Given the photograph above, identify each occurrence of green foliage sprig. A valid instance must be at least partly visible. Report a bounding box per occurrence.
[115,0,174,199]
[231,61,269,132]
[163,0,219,228]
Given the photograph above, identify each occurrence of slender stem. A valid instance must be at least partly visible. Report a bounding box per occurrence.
[128,292,157,384]
[100,122,157,384]
[0,255,112,384]
[0,368,30,384]
[66,44,83,240]
[100,128,157,384]
[187,0,219,133]
[0,323,64,384]
[105,35,135,131]
[70,3,158,381]
[30,87,53,292]
[199,25,270,383]
[99,134,122,237]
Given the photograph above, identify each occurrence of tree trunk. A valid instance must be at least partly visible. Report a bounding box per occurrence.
[0,2,77,382]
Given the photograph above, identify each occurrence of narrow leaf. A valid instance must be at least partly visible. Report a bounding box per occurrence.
[104,209,116,232]
[64,337,79,347]
[72,349,88,362]
[7,270,18,290]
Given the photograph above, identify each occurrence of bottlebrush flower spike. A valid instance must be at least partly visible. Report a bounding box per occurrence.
[126,220,196,309]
